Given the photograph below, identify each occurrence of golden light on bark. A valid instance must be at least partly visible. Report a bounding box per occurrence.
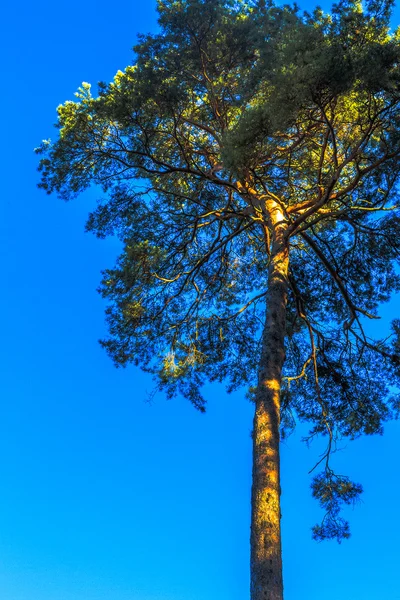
[251,205,288,600]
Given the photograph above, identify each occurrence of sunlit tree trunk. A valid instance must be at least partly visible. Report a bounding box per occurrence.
[250,204,289,600]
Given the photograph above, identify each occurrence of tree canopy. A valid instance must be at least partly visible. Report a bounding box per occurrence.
[37,0,400,578]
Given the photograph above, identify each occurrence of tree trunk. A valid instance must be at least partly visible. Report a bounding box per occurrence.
[250,204,289,600]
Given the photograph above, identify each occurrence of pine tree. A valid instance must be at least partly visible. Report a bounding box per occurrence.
[37,1,400,598]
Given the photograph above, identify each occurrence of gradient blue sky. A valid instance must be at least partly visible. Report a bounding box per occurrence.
[1,1,400,599]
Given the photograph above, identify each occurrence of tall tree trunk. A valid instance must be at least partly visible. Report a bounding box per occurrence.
[250,204,289,600]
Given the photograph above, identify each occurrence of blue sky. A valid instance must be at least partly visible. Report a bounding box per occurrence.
[1,1,399,599]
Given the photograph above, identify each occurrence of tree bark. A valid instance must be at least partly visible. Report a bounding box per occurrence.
[250,204,289,600]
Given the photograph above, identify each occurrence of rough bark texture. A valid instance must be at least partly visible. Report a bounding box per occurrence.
[250,203,289,600]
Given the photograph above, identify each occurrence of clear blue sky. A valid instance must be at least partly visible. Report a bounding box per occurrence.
[1,1,399,599]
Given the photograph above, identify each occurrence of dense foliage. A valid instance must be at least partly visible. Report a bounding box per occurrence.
[38,0,400,543]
